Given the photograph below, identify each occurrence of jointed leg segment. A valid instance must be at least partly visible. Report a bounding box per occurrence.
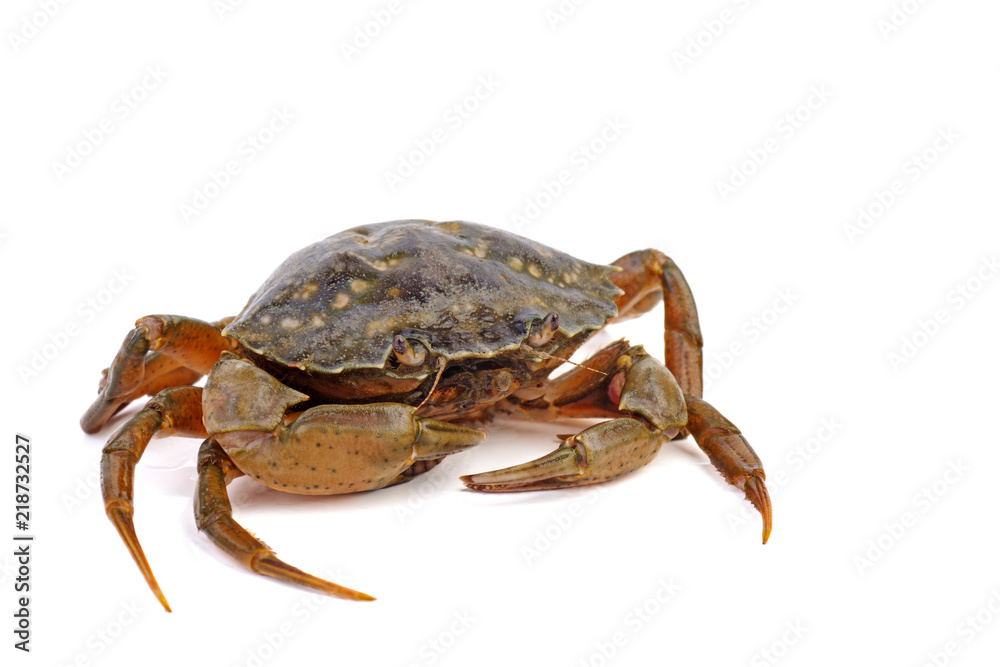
[685,396,771,542]
[609,249,704,398]
[81,315,234,434]
[101,386,207,612]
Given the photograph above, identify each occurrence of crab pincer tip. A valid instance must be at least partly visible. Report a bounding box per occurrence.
[742,475,772,544]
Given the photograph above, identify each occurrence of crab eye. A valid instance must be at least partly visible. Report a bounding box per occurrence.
[527,312,559,346]
[392,335,427,366]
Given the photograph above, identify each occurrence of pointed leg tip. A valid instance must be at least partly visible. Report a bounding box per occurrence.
[107,506,172,609]
[742,474,772,545]
[148,572,172,611]
[254,555,375,602]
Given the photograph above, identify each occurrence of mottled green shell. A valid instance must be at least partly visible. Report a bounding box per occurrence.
[224,220,622,374]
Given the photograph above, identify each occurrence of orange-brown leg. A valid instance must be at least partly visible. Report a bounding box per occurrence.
[101,386,207,612]
[606,251,771,541]
[81,315,235,433]
[194,438,376,602]
[608,249,703,398]
[685,395,771,543]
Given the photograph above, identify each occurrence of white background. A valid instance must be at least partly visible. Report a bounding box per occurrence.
[3,1,999,666]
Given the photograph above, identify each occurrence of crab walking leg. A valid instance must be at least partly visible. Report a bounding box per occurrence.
[101,386,207,612]
[117,353,204,405]
[463,347,687,491]
[685,395,772,543]
[608,249,704,398]
[81,315,235,433]
[194,439,375,601]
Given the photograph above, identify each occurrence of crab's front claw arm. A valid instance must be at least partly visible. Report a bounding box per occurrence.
[462,346,772,543]
[462,418,670,491]
[462,351,683,492]
[192,355,487,601]
[193,411,486,602]
[203,355,487,495]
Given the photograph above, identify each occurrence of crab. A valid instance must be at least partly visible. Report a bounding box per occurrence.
[81,219,771,611]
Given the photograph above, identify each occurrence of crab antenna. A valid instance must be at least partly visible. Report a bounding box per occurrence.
[415,357,448,412]
[519,344,608,377]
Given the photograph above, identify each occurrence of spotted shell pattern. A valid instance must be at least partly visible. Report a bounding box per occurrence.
[224,220,623,373]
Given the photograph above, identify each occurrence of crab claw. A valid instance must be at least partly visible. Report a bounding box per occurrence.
[743,473,772,544]
[460,443,585,490]
[462,418,664,491]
